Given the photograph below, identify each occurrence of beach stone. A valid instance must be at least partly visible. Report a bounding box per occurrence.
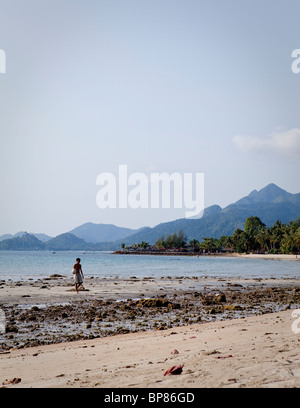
[5,325,18,333]
[200,295,214,306]
[135,298,180,309]
[136,298,169,307]
[216,294,227,303]
[224,305,244,311]
[293,288,300,293]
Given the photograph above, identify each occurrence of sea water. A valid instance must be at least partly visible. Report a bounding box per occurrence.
[0,251,299,282]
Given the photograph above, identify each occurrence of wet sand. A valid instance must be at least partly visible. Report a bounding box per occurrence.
[1,275,300,350]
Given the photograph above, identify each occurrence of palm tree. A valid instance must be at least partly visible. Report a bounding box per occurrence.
[256,227,271,253]
[200,237,219,252]
[281,221,300,254]
[218,235,234,250]
[140,241,150,249]
[270,220,285,250]
[189,239,200,250]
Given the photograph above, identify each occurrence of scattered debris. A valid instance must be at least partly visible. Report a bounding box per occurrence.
[205,349,221,355]
[2,377,21,385]
[164,364,184,376]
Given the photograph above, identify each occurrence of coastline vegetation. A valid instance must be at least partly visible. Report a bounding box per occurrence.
[121,216,300,255]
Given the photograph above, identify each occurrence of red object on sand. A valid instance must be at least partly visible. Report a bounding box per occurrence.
[164,364,184,376]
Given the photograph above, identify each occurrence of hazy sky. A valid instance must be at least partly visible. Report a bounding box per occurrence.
[0,0,300,236]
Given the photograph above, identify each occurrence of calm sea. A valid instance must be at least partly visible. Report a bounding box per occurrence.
[0,251,299,282]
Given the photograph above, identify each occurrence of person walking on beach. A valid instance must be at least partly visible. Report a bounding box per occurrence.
[72,258,84,294]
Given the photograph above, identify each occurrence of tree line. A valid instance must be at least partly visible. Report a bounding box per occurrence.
[217,216,300,254]
[123,216,300,254]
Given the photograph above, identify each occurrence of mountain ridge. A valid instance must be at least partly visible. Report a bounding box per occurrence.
[233,183,294,206]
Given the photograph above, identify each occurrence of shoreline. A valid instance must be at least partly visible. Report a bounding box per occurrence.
[113,251,299,261]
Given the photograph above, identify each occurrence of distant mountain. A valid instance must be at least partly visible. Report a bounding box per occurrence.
[0,233,46,250]
[0,183,299,251]
[44,233,91,251]
[194,204,222,219]
[68,222,142,243]
[0,234,13,241]
[0,231,52,242]
[234,183,298,206]
[33,233,53,242]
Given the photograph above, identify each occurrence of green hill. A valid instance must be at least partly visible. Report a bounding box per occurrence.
[44,233,91,251]
[0,233,46,250]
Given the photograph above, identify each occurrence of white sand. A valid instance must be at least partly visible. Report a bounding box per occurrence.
[1,309,300,388]
[236,254,299,261]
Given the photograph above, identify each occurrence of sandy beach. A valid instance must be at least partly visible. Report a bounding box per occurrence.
[114,251,300,261]
[1,271,300,388]
[1,309,300,388]
[234,254,299,261]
